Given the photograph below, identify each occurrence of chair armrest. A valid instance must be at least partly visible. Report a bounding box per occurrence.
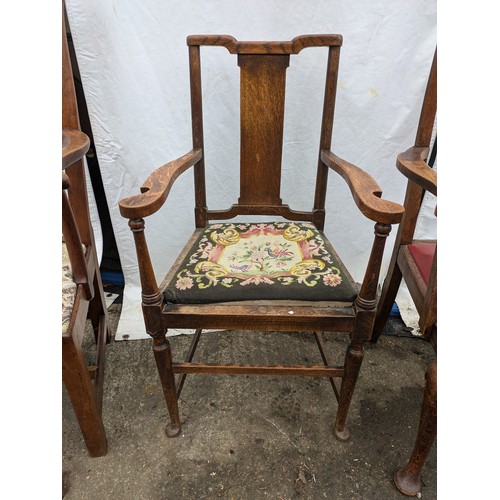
[62,129,90,169]
[119,149,203,219]
[396,146,437,196]
[320,149,404,224]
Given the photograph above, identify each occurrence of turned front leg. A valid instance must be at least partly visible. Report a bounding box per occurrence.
[335,223,391,441]
[152,331,182,437]
[334,339,364,441]
[129,219,182,437]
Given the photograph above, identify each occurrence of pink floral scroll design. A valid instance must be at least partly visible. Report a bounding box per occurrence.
[174,222,343,291]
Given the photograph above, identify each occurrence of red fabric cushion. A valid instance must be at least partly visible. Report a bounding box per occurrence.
[407,243,436,285]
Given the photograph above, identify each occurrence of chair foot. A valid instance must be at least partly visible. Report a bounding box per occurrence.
[333,339,363,442]
[394,359,436,496]
[334,425,350,442]
[394,469,421,496]
[165,423,182,438]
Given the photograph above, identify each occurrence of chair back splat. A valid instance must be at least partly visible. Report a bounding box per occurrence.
[189,35,342,230]
[119,34,404,443]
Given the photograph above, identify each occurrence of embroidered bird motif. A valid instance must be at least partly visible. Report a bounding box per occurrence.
[230,263,251,271]
[265,246,294,259]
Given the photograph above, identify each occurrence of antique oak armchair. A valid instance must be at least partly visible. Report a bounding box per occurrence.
[62,7,111,457]
[371,51,437,496]
[119,35,404,441]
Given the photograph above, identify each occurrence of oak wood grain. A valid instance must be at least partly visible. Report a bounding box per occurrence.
[62,1,109,457]
[238,54,288,206]
[119,149,202,219]
[372,48,437,494]
[415,51,437,148]
[397,146,437,196]
[172,362,344,377]
[189,45,208,227]
[163,303,356,332]
[120,33,405,442]
[320,150,404,224]
[313,46,341,230]
[62,129,90,169]
[206,204,315,222]
[187,34,342,54]
[62,8,92,245]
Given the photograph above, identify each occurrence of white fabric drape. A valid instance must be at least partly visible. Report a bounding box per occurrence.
[65,0,436,339]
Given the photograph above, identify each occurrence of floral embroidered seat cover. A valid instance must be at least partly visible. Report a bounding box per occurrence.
[164,222,358,304]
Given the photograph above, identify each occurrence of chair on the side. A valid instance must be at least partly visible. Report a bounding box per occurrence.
[119,35,404,442]
[371,50,437,496]
[62,5,111,457]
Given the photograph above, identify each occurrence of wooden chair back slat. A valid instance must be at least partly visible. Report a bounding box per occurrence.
[415,50,437,149]
[313,46,341,229]
[188,45,208,228]
[188,36,342,225]
[238,54,289,206]
[118,32,409,448]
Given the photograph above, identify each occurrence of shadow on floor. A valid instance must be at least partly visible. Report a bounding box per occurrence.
[63,302,436,499]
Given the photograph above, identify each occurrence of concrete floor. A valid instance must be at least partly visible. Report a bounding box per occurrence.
[62,302,436,499]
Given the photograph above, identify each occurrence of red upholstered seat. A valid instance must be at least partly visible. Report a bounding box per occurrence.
[407,243,436,285]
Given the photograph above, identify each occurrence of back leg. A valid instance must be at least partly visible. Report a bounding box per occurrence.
[63,337,108,457]
[394,360,437,496]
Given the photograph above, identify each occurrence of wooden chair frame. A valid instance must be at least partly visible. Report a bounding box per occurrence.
[62,4,111,457]
[372,50,437,496]
[119,35,404,441]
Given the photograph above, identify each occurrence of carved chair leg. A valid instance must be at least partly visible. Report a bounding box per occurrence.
[129,218,182,437]
[63,338,108,457]
[394,360,437,496]
[334,222,390,439]
[334,339,364,441]
[152,334,182,437]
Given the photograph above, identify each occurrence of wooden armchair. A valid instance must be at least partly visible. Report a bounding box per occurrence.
[62,6,111,457]
[372,50,437,496]
[119,35,404,441]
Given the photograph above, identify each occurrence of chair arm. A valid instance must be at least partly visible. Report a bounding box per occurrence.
[62,129,90,169]
[320,149,404,224]
[119,149,203,219]
[396,146,437,196]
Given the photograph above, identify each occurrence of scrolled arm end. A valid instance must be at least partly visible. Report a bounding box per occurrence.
[119,149,202,220]
[321,149,404,225]
[62,128,90,169]
[396,146,437,196]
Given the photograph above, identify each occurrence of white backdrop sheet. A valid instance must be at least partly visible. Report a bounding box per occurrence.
[65,0,436,340]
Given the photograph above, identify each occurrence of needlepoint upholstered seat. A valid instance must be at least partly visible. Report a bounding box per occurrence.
[163,222,357,304]
[119,34,404,441]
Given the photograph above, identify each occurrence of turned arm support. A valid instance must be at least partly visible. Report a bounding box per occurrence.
[119,149,203,219]
[62,167,94,298]
[396,146,437,196]
[62,128,93,294]
[63,188,92,293]
[320,149,404,225]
